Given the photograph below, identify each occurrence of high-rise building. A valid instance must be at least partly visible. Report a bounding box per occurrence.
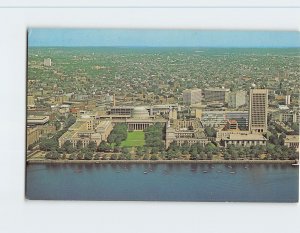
[228,91,246,108]
[182,89,202,105]
[249,89,268,133]
[285,95,291,105]
[203,88,230,103]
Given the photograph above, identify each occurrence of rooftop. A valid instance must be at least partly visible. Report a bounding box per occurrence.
[284,135,299,143]
[204,88,230,92]
[226,134,267,141]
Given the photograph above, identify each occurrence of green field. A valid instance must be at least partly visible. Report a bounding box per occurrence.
[121,131,145,147]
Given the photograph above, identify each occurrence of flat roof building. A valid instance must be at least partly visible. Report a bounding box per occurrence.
[228,90,246,108]
[223,133,267,147]
[43,58,52,67]
[284,135,299,152]
[27,115,49,125]
[203,88,230,103]
[183,89,202,105]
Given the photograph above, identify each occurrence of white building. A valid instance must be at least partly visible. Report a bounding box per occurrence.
[183,89,202,105]
[43,58,52,67]
[228,91,246,108]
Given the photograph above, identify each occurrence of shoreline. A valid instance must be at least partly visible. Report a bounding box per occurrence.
[27,159,297,165]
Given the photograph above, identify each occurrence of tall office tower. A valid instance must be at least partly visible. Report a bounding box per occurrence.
[228,90,246,108]
[182,89,202,105]
[285,95,291,105]
[249,89,268,133]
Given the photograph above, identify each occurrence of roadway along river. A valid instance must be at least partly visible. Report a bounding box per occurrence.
[26,163,299,202]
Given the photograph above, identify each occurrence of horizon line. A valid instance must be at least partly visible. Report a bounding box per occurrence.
[28,45,300,48]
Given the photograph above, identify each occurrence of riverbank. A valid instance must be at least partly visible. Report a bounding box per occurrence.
[27,159,297,164]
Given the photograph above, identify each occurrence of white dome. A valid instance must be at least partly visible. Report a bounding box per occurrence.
[132,107,149,119]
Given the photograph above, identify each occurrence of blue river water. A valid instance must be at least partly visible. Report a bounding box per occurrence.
[26,163,298,202]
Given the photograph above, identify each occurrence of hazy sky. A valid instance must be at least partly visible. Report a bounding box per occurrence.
[28,29,300,47]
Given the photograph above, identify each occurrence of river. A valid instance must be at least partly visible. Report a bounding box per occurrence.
[26,163,298,202]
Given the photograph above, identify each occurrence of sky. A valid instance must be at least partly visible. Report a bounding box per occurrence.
[28,29,300,48]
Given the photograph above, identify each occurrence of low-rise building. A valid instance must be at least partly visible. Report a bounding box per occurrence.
[27,115,49,126]
[27,127,41,149]
[228,90,246,108]
[58,118,113,148]
[222,134,267,147]
[203,88,230,103]
[165,119,209,148]
[284,135,299,152]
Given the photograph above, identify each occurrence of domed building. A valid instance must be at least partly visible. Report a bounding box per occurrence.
[126,106,152,131]
[131,106,149,119]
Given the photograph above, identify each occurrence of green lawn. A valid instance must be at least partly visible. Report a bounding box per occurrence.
[121,131,145,147]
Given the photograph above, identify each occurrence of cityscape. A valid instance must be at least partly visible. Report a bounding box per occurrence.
[27,47,299,162]
[25,29,299,201]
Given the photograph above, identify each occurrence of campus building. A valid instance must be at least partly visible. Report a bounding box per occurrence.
[284,135,299,152]
[126,107,167,131]
[222,134,267,148]
[27,125,56,149]
[203,88,230,103]
[58,117,113,148]
[228,90,246,108]
[182,89,202,105]
[27,115,50,126]
[165,119,209,148]
[201,110,248,129]
[43,58,52,67]
[249,89,268,133]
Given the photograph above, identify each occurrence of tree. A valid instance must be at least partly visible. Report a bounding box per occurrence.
[278,134,285,146]
[61,153,67,160]
[65,114,76,128]
[144,123,164,149]
[207,152,213,160]
[84,151,93,160]
[205,143,216,154]
[68,153,77,160]
[150,154,159,160]
[190,148,198,160]
[62,140,75,153]
[54,121,61,130]
[199,151,206,160]
[76,140,83,150]
[39,138,58,151]
[181,141,190,155]
[94,153,100,160]
[45,152,52,159]
[107,134,116,144]
[205,127,216,137]
[224,152,230,160]
[115,137,122,146]
[98,141,109,152]
[107,123,128,144]
[114,146,121,153]
[45,150,60,160]
[110,154,118,160]
[77,152,83,160]
[151,147,159,154]
[136,146,144,157]
[87,141,97,152]
[121,147,129,154]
